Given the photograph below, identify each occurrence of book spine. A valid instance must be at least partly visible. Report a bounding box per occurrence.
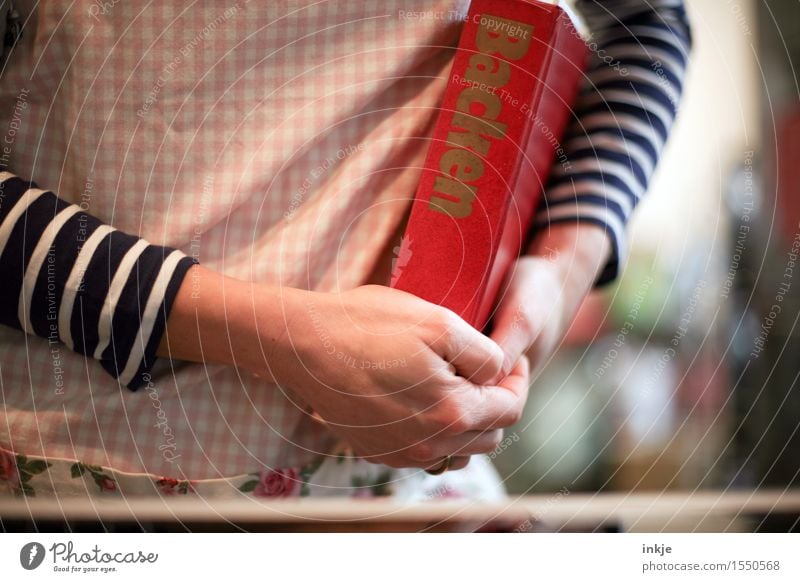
[392,0,559,327]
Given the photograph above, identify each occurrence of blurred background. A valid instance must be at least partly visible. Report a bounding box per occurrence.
[493,0,800,530]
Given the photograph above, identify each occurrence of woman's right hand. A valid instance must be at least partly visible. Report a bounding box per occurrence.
[256,285,530,471]
[160,269,529,471]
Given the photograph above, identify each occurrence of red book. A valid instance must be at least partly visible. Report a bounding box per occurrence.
[390,0,588,330]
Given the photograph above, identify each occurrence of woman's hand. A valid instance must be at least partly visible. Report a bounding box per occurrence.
[262,285,530,470]
[159,272,530,471]
[490,222,612,376]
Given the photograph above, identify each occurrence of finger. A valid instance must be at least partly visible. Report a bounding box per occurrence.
[400,431,504,464]
[433,429,504,458]
[430,310,505,384]
[378,430,502,468]
[364,453,471,471]
[468,355,530,430]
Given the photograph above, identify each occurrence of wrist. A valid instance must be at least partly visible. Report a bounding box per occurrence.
[158,265,310,379]
[246,284,316,383]
[526,221,611,294]
[158,264,246,368]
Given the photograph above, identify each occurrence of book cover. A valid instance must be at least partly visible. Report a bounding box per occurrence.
[390,0,588,330]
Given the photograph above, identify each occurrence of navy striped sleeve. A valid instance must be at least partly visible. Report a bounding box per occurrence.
[0,171,196,390]
[534,0,692,285]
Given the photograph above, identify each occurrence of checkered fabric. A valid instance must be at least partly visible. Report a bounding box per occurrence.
[0,0,691,489]
[0,0,469,480]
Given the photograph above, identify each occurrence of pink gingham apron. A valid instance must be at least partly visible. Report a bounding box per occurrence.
[0,0,505,499]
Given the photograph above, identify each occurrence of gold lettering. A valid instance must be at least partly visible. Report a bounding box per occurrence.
[447,112,507,155]
[429,176,477,218]
[456,86,503,121]
[426,14,529,220]
[475,15,533,60]
[440,148,485,182]
[465,53,511,87]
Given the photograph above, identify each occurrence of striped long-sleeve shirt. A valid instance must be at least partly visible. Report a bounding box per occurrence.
[0,172,195,389]
[0,0,691,390]
[539,0,692,284]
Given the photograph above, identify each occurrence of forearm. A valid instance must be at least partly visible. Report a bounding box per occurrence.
[156,264,308,380]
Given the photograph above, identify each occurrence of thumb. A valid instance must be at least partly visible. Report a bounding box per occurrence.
[429,310,505,385]
[469,354,530,430]
[490,305,534,377]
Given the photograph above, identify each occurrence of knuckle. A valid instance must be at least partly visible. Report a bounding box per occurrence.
[431,308,460,343]
[434,307,458,330]
[441,403,472,434]
[445,408,472,435]
[427,403,453,430]
[448,412,471,434]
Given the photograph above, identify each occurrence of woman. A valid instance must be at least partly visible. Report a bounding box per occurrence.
[0,0,690,499]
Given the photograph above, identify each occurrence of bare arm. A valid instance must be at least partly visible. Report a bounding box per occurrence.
[157,264,529,471]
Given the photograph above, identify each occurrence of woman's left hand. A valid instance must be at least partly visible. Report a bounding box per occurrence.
[490,222,612,377]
